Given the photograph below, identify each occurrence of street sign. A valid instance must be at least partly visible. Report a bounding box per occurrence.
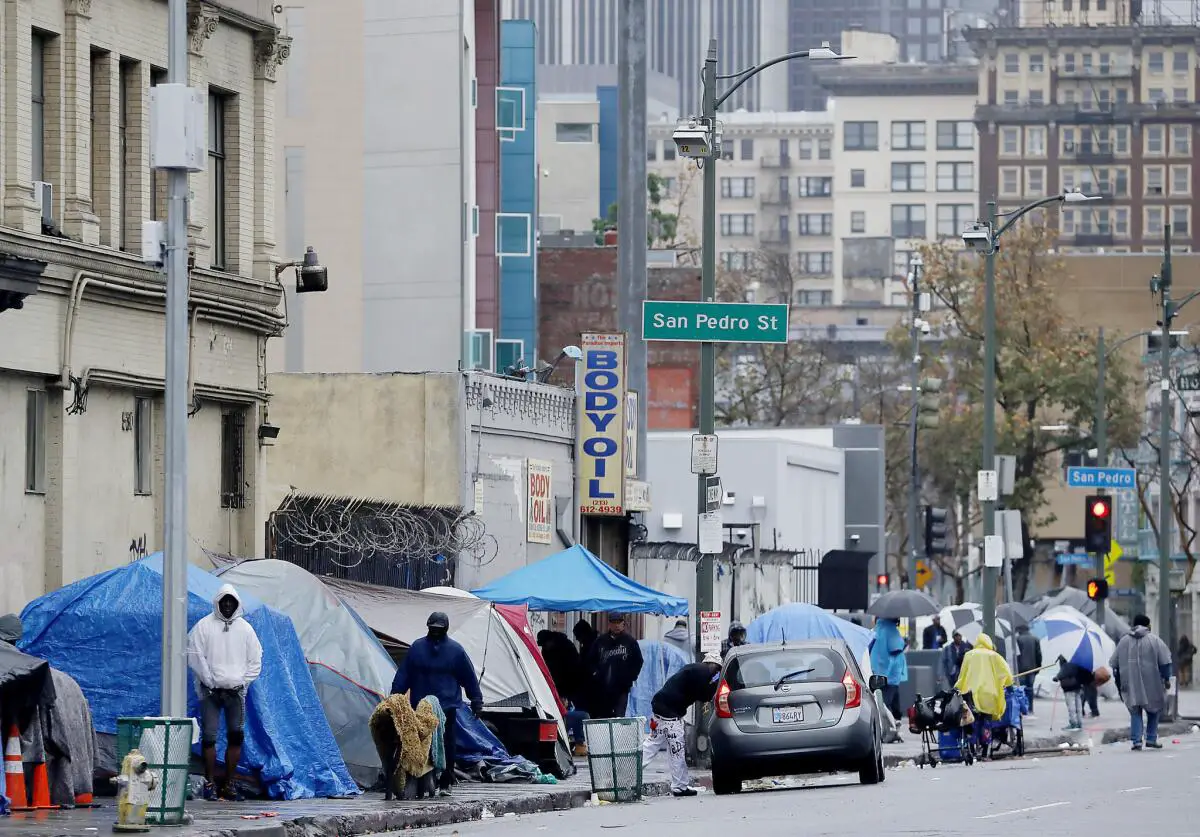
[705,476,722,513]
[699,611,722,653]
[915,560,932,589]
[1055,552,1093,566]
[1065,466,1136,489]
[698,512,723,554]
[977,469,998,502]
[691,433,718,475]
[642,300,790,344]
[1177,371,1200,391]
[1116,488,1139,548]
[1112,588,1139,597]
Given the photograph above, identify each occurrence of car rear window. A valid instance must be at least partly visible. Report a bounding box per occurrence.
[724,648,847,690]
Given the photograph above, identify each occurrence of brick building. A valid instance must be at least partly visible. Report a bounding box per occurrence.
[0,0,289,614]
[538,244,700,429]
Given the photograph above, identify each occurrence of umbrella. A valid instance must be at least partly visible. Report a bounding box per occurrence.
[867,589,941,619]
[1030,606,1116,672]
[997,602,1035,629]
[937,604,1013,645]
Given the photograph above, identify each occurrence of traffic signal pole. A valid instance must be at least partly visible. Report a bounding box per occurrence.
[1094,327,1108,630]
[907,257,922,639]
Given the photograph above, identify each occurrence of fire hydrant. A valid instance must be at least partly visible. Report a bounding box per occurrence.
[111,749,158,833]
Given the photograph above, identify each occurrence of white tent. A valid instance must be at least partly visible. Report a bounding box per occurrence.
[322,578,572,775]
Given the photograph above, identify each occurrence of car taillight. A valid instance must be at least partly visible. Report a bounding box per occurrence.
[842,671,861,709]
[715,680,732,718]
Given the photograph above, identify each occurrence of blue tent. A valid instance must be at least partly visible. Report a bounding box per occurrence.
[18,555,358,800]
[471,545,688,615]
[746,604,874,667]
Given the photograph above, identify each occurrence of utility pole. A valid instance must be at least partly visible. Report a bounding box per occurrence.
[617,0,649,481]
[981,200,998,637]
[1095,327,1108,630]
[1157,224,1174,647]
[161,0,191,717]
[907,256,922,638]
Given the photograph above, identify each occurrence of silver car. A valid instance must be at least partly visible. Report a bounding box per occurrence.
[707,639,888,794]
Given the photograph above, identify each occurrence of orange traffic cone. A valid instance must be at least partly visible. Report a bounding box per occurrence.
[74,791,94,805]
[27,761,57,810]
[4,724,29,810]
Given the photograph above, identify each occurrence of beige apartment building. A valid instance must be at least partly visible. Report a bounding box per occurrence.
[0,0,290,615]
[647,110,837,305]
[536,95,601,235]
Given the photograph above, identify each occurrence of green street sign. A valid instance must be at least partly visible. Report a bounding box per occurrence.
[1177,371,1200,391]
[642,300,790,344]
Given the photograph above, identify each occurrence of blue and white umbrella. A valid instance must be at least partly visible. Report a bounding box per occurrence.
[1030,605,1116,672]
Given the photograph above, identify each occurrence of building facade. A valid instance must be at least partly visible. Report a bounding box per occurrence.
[273,0,505,375]
[967,20,1200,253]
[817,61,979,305]
[0,0,289,614]
[536,94,603,234]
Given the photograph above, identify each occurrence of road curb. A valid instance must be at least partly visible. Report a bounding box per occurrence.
[190,781,676,837]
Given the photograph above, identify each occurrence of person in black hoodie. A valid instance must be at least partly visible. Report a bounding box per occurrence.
[586,613,644,718]
[641,651,722,797]
[1053,654,1093,731]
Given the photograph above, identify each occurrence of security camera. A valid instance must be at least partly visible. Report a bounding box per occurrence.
[672,122,713,159]
[919,320,932,336]
[961,222,992,252]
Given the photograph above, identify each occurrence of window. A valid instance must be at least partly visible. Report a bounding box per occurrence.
[721,251,753,271]
[797,213,832,235]
[796,290,833,306]
[1000,167,1020,196]
[850,169,865,188]
[798,252,833,275]
[818,138,831,159]
[1003,53,1020,73]
[725,648,847,690]
[1146,165,1165,195]
[32,32,47,183]
[1148,88,1166,104]
[662,143,676,161]
[1026,126,1047,157]
[149,69,166,220]
[1171,165,1191,196]
[936,162,973,192]
[850,210,866,233]
[1003,90,1019,105]
[936,204,974,238]
[1026,166,1046,197]
[555,122,592,142]
[208,91,228,269]
[741,138,754,160]
[220,410,246,509]
[799,177,832,197]
[777,138,789,161]
[1148,50,1165,74]
[1174,50,1190,74]
[90,52,104,229]
[134,397,153,495]
[25,389,46,494]
[891,204,926,238]
[720,214,754,236]
[891,162,926,192]
[496,213,531,255]
[118,59,136,251]
[798,138,813,160]
[720,177,755,198]
[1063,51,1076,72]
[1146,206,1165,236]
[1029,53,1045,73]
[891,121,926,150]
[1174,88,1189,104]
[1172,206,1191,235]
[844,121,878,151]
[936,120,974,150]
[646,140,656,161]
[1171,125,1191,156]
[1145,125,1165,156]
[1028,90,1045,106]
[1115,207,1130,236]
[1000,126,1020,156]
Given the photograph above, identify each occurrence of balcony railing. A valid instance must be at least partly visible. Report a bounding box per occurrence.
[760,192,792,207]
[760,155,792,169]
[758,229,791,246]
[1066,230,1116,246]
[1072,144,1116,163]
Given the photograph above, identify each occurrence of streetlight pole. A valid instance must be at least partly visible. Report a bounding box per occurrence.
[1156,225,1175,644]
[907,256,923,637]
[1095,327,1108,630]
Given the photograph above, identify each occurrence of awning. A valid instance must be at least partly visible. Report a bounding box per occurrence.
[471,545,688,616]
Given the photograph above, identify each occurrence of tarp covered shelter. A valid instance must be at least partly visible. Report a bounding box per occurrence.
[470,545,689,615]
[0,639,54,716]
[213,559,398,788]
[18,555,358,800]
[746,603,875,677]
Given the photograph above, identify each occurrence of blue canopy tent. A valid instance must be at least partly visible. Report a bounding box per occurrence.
[746,603,874,675]
[471,545,688,615]
[19,555,358,800]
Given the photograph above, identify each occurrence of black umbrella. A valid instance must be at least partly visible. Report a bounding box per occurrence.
[998,602,1035,628]
[867,589,941,619]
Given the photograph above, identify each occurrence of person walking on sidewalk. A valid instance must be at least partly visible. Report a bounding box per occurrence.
[1015,625,1042,714]
[586,613,644,718]
[1178,636,1195,688]
[1111,614,1173,751]
[923,615,948,651]
[940,632,971,691]
[1052,655,1093,731]
[870,618,908,720]
[391,612,484,795]
[641,652,722,797]
[187,583,262,802]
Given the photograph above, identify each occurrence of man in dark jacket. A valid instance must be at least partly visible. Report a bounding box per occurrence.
[641,652,722,797]
[1015,625,1043,713]
[587,613,644,718]
[391,612,484,795]
[720,622,747,658]
[922,616,948,650]
[940,632,972,690]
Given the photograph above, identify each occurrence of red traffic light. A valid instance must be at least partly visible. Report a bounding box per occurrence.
[1090,500,1110,519]
[876,573,889,587]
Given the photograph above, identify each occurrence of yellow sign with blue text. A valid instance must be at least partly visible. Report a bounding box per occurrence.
[577,333,627,516]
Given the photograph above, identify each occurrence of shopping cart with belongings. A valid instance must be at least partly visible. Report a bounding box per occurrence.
[984,684,1028,758]
[907,690,975,768]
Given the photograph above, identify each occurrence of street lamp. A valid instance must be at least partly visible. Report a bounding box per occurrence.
[687,39,850,640]
[961,191,1100,637]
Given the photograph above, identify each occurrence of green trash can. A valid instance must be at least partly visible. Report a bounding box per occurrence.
[116,717,195,825]
[583,717,644,803]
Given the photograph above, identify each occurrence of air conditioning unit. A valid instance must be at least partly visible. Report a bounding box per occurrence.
[33,181,53,229]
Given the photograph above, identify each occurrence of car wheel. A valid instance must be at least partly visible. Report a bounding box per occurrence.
[859,734,883,785]
[712,767,741,795]
[874,736,886,783]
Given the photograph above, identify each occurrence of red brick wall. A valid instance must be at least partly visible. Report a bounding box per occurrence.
[538,247,701,430]
[474,0,501,331]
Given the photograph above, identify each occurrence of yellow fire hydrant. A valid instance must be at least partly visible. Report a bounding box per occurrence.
[111,749,158,833]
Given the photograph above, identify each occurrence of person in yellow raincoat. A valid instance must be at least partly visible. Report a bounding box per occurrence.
[954,634,1013,758]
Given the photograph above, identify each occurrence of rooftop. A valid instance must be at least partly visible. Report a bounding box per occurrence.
[814,63,978,97]
[963,22,1200,52]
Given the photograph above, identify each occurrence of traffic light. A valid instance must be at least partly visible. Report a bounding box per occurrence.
[924,506,949,558]
[1086,577,1109,601]
[876,573,889,590]
[917,377,943,429]
[1084,495,1113,554]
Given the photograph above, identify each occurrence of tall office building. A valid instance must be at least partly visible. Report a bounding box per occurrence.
[501,0,790,113]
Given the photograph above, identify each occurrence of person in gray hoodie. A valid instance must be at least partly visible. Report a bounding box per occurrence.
[662,618,693,662]
[1110,614,1173,750]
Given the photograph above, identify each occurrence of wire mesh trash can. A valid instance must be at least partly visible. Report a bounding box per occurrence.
[116,717,195,825]
[583,718,644,803]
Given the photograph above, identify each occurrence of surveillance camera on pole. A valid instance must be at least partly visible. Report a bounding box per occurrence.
[961,222,992,252]
[672,119,714,159]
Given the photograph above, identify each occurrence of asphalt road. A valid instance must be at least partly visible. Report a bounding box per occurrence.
[413,733,1200,837]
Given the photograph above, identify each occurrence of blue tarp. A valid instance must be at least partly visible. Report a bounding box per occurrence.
[18,555,358,800]
[746,604,874,667]
[471,545,688,616]
[629,641,688,732]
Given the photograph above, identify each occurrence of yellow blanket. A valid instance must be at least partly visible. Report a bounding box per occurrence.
[370,692,441,780]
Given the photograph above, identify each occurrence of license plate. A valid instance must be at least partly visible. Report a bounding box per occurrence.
[772,707,803,724]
